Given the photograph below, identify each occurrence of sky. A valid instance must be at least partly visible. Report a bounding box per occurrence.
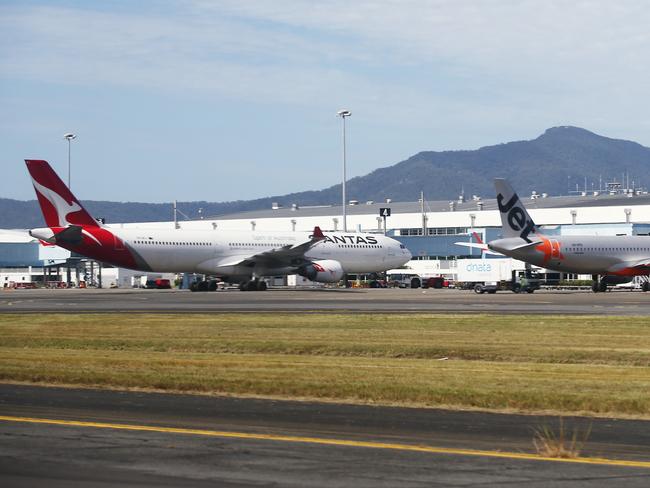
[2,0,650,203]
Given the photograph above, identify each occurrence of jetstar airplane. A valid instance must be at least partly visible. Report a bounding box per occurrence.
[488,178,650,292]
[25,160,412,290]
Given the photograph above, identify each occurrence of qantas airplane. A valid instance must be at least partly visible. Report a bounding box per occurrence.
[25,160,412,290]
[488,178,650,292]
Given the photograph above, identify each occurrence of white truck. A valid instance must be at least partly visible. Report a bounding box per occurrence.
[385,270,422,288]
[454,259,539,294]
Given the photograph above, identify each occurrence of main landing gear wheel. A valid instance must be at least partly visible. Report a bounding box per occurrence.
[643,282,650,292]
[592,281,607,293]
[239,279,268,291]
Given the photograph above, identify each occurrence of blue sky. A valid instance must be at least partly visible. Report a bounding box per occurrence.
[2,0,650,203]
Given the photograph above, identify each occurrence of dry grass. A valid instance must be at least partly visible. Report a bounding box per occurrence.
[1,313,649,416]
[533,418,592,458]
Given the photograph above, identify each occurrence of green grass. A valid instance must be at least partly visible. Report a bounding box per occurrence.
[1,313,649,417]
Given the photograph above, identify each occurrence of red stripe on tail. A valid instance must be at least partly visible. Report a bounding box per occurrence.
[25,160,99,228]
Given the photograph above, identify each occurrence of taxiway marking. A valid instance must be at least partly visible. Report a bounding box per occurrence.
[1,415,649,468]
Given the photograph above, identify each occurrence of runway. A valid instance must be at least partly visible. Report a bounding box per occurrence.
[1,384,649,487]
[2,289,650,485]
[2,287,650,315]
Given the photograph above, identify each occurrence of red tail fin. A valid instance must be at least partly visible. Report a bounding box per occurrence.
[25,160,99,228]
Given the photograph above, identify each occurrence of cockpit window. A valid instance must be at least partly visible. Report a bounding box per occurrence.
[400,244,406,249]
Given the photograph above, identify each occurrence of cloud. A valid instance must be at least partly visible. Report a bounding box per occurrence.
[2,1,650,143]
[195,1,650,77]
[0,4,369,100]
[4,2,649,98]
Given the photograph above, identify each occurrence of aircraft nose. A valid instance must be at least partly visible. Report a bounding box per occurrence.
[398,245,412,263]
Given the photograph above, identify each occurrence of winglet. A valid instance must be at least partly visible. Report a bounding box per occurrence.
[312,226,325,239]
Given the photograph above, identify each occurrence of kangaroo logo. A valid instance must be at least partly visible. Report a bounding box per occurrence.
[497,192,535,243]
[31,177,82,227]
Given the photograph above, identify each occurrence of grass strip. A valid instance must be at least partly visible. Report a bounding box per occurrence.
[1,313,649,416]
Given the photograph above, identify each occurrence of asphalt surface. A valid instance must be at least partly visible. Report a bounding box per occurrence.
[1,384,649,487]
[2,287,650,314]
[2,289,650,486]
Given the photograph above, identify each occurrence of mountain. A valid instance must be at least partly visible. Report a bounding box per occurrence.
[3,126,650,228]
[333,126,650,203]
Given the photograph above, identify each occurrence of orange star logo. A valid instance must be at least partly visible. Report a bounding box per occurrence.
[535,236,563,265]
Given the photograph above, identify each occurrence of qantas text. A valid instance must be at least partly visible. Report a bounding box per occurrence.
[324,235,378,245]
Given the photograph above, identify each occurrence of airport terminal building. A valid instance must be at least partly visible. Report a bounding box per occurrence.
[3,188,650,287]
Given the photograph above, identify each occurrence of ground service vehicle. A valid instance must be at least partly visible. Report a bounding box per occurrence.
[145,279,172,289]
[509,269,541,293]
[421,277,448,289]
[386,271,421,288]
[455,258,540,294]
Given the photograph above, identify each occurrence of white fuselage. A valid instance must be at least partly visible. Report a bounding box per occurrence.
[109,227,411,277]
[489,235,650,275]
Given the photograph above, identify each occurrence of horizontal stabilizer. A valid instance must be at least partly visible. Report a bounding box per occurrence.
[29,225,83,245]
[454,242,503,256]
[509,240,542,251]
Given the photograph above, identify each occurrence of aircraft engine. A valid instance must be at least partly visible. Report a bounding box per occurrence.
[299,260,344,283]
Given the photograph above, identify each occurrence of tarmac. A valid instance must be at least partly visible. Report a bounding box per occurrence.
[1,384,649,487]
[2,288,650,486]
[2,286,650,314]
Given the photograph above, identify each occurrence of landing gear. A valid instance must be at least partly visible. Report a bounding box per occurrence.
[190,279,224,292]
[642,282,650,292]
[591,275,608,293]
[238,281,257,291]
[239,279,268,291]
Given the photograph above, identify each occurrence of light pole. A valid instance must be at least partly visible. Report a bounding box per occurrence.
[63,133,76,189]
[337,109,351,232]
[469,213,476,258]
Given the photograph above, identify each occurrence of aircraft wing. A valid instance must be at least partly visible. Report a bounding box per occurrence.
[607,259,650,274]
[217,226,326,268]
